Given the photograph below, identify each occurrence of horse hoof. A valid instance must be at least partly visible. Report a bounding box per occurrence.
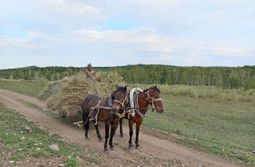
[120,134,124,138]
[128,144,133,149]
[98,137,102,141]
[135,145,140,149]
[104,148,108,152]
[110,146,114,150]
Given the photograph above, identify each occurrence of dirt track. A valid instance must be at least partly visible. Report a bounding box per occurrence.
[0,89,241,167]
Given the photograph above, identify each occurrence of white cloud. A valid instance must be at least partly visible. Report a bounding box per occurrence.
[38,0,101,16]
[0,37,35,49]
[210,47,248,57]
[72,27,255,60]
[202,40,254,57]
[94,0,183,14]
[158,54,174,62]
[72,28,180,57]
[72,28,157,42]
[177,39,255,66]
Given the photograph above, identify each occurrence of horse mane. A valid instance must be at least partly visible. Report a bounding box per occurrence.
[144,86,160,93]
[117,86,127,90]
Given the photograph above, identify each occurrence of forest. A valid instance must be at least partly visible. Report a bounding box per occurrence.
[0,65,255,89]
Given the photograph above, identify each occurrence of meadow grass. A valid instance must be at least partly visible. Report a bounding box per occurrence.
[1,79,255,166]
[132,84,255,102]
[143,95,255,166]
[0,79,47,97]
[0,104,101,166]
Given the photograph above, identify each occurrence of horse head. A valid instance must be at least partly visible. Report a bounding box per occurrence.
[111,85,128,114]
[144,85,164,113]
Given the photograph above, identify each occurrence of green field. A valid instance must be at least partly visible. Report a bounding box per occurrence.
[0,79,255,166]
[133,84,255,102]
[0,104,101,167]
[143,95,255,165]
[0,79,47,97]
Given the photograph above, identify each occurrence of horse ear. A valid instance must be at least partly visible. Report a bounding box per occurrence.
[124,86,127,90]
[151,85,157,89]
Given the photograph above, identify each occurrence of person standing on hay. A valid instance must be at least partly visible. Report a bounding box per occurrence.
[86,63,95,79]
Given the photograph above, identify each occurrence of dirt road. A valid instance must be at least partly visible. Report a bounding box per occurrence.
[0,89,241,167]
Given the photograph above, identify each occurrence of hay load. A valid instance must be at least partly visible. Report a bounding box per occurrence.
[40,71,124,121]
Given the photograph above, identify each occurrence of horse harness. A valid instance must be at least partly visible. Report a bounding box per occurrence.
[125,88,162,118]
[145,90,162,110]
[87,93,128,125]
[73,88,161,127]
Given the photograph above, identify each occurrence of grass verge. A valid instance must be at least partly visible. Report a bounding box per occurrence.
[0,104,101,166]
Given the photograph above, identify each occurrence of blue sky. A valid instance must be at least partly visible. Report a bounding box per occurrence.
[0,0,255,69]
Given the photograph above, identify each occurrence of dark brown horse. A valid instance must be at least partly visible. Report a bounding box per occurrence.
[81,86,128,151]
[119,86,164,148]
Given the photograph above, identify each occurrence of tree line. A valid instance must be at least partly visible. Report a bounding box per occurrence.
[0,66,82,81]
[0,65,255,89]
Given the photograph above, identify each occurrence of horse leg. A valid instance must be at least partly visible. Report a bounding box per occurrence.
[135,121,142,148]
[94,121,102,141]
[109,126,116,150]
[119,118,124,137]
[82,111,90,139]
[104,122,110,151]
[109,118,119,150]
[128,120,134,148]
[85,119,90,139]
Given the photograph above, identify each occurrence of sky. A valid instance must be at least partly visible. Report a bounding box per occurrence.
[0,0,255,69]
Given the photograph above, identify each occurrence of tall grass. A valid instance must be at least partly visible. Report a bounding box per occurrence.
[132,84,255,102]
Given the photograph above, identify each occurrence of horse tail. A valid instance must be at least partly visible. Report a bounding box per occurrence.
[81,106,89,127]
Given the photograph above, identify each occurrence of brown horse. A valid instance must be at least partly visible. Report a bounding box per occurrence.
[81,86,128,151]
[119,86,164,148]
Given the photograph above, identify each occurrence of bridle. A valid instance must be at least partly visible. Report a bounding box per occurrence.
[113,92,128,108]
[112,91,129,118]
[145,89,162,109]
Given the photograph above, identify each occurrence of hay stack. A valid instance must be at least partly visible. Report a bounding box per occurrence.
[39,79,67,101]
[40,71,123,121]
